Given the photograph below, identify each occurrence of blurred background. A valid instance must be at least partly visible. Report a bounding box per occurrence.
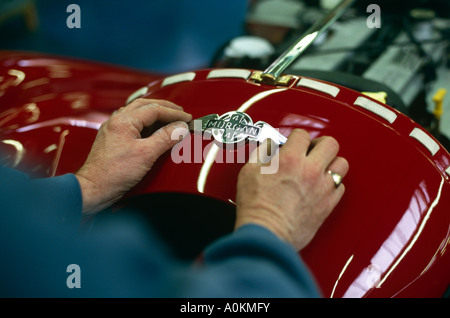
[0,0,248,73]
[1,0,449,146]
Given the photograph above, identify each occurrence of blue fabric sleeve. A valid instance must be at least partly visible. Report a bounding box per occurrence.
[168,224,321,298]
[202,224,321,297]
[0,166,321,298]
[30,173,83,226]
[0,166,82,226]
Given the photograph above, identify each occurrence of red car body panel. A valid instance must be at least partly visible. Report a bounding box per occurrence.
[1,51,449,298]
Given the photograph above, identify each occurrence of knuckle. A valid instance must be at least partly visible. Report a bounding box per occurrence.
[341,156,349,170]
[292,128,310,139]
[338,156,350,174]
[325,136,340,152]
[133,98,151,105]
[143,103,166,114]
[279,150,300,170]
[306,160,322,179]
[140,102,159,110]
[104,114,130,133]
[106,114,123,129]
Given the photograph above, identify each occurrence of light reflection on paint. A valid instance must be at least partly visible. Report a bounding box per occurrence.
[21,77,50,89]
[1,139,25,167]
[7,69,25,86]
[236,88,287,113]
[62,92,90,109]
[23,103,40,123]
[44,144,58,153]
[50,130,70,177]
[0,103,40,127]
[330,254,354,298]
[342,178,445,297]
[280,113,329,128]
[48,64,71,78]
[15,113,109,133]
[197,144,219,194]
[279,113,329,139]
[196,88,287,194]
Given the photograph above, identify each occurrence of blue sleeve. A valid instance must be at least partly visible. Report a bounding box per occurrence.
[0,166,321,298]
[200,224,321,297]
[167,224,321,298]
[0,166,82,227]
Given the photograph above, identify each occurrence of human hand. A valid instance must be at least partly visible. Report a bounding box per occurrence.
[75,99,192,215]
[234,129,349,251]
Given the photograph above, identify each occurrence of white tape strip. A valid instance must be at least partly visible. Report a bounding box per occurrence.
[207,69,252,79]
[161,72,196,87]
[353,96,397,124]
[297,78,340,97]
[126,86,148,104]
[409,127,440,156]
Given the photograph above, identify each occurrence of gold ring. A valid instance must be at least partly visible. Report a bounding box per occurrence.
[327,170,343,188]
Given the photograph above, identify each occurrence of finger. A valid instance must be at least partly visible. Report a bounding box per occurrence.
[127,104,192,133]
[325,156,349,190]
[330,183,345,210]
[112,107,126,115]
[280,129,312,158]
[248,141,261,164]
[307,135,327,154]
[248,139,276,164]
[307,136,339,169]
[141,121,189,161]
[124,98,183,112]
[326,156,349,179]
[324,165,346,212]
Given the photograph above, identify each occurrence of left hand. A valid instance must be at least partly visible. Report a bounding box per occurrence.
[75,99,192,215]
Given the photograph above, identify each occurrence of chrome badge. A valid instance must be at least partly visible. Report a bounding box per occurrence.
[208,112,260,144]
[190,111,287,145]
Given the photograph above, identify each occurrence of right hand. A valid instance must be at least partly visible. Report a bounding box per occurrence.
[234,129,349,251]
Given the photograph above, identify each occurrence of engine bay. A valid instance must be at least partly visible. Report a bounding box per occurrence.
[212,0,450,149]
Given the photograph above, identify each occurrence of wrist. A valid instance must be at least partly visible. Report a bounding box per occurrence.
[235,208,293,246]
[75,171,104,216]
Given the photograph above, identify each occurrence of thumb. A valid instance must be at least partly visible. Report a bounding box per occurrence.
[144,121,190,160]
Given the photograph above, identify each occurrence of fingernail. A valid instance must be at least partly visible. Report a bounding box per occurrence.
[173,121,189,130]
[171,121,189,141]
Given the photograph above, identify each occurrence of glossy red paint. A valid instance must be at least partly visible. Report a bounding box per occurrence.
[1,52,449,298]
[0,51,161,176]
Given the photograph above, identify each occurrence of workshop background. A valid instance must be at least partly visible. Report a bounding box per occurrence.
[1,0,450,147]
